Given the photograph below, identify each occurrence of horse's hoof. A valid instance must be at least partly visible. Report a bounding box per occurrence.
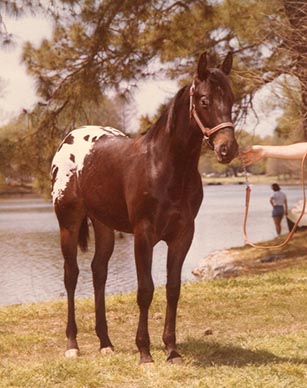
[65,348,80,358]
[140,353,154,366]
[168,356,183,365]
[167,350,183,365]
[140,361,155,370]
[100,346,114,355]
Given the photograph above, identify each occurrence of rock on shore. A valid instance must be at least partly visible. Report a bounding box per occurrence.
[192,249,243,280]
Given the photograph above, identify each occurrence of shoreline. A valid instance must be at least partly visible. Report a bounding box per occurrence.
[193,229,307,281]
[0,176,302,195]
[202,175,302,186]
[0,184,34,196]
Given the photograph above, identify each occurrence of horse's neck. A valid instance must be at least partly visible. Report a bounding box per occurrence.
[170,129,203,174]
[142,104,203,172]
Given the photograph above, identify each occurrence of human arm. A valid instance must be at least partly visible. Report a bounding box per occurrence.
[270,197,274,208]
[239,143,307,166]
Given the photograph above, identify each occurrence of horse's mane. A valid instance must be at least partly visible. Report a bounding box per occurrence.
[143,85,190,141]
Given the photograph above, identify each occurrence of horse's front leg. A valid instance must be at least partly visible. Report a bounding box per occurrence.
[163,224,194,363]
[134,221,155,364]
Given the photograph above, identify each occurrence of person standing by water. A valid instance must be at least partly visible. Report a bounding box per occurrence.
[270,183,288,236]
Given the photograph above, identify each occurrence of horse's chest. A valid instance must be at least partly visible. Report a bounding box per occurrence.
[129,172,203,232]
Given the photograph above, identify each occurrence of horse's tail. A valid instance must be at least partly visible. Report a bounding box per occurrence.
[78,216,89,252]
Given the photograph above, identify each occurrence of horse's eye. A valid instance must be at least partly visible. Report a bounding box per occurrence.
[200,96,209,108]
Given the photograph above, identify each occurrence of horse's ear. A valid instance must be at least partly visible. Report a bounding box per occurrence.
[221,51,233,75]
[197,51,209,81]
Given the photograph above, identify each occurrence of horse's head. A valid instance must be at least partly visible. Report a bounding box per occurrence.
[191,51,238,163]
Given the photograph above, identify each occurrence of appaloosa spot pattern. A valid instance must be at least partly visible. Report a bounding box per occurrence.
[51,125,126,204]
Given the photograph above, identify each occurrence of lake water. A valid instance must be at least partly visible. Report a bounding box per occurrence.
[0,184,304,306]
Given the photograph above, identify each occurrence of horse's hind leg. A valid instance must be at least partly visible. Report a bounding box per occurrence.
[55,198,86,357]
[60,223,81,358]
[91,218,115,353]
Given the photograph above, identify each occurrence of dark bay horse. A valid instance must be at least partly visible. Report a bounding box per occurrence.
[51,52,238,364]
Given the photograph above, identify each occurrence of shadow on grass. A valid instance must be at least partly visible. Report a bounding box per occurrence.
[180,339,307,368]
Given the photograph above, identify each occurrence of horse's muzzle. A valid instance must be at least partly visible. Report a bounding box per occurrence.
[214,135,239,164]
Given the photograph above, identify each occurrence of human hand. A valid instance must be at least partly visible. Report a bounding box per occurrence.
[239,145,265,166]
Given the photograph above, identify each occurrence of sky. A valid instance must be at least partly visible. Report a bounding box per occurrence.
[0,16,51,123]
[0,14,282,137]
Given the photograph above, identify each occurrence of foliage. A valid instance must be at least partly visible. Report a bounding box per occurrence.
[127,0,306,135]
[0,95,123,192]
[0,115,32,186]
[22,0,285,128]
[281,0,307,135]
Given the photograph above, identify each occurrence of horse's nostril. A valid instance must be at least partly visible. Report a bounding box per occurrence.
[220,144,228,156]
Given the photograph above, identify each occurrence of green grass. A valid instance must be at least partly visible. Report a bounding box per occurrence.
[2,239,307,387]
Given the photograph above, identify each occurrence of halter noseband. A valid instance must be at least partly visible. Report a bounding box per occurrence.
[189,81,234,147]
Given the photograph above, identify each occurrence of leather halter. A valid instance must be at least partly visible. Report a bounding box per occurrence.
[189,81,234,147]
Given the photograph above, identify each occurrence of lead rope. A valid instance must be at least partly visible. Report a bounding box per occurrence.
[241,150,307,249]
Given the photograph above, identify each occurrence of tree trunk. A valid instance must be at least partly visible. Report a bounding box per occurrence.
[283,0,307,139]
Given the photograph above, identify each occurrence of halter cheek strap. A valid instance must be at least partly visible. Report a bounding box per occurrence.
[189,81,234,143]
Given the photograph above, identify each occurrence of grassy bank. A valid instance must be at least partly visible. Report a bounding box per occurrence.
[193,228,307,281]
[202,175,301,186]
[1,233,307,387]
[0,184,33,196]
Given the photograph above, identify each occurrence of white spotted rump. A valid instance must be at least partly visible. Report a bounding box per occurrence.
[51,125,126,204]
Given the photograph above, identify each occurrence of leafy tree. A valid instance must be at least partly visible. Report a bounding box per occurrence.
[281,0,307,137]
[0,114,32,186]
[21,0,307,138]
[0,94,123,192]
[2,0,307,192]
